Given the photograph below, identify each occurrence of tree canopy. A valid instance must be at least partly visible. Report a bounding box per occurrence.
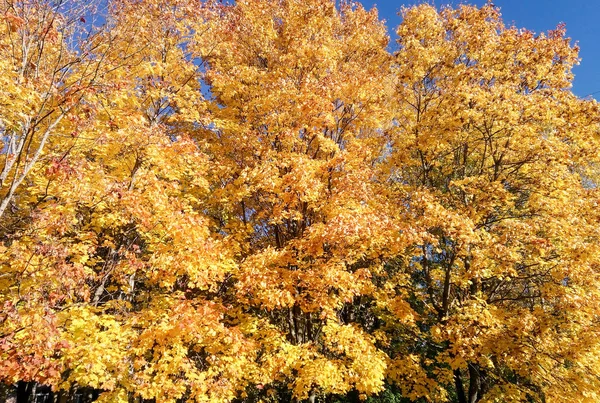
[1,0,600,402]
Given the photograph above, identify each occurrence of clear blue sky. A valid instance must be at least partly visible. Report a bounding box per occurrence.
[359,0,600,99]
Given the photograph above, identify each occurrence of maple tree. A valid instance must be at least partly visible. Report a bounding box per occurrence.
[381,4,600,403]
[1,0,600,402]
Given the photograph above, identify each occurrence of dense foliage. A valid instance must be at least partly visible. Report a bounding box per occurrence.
[2,0,600,402]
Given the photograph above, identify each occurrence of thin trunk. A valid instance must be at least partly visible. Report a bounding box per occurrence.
[293,303,301,343]
[468,364,481,403]
[0,113,65,219]
[16,381,33,403]
[288,308,297,343]
[128,154,143,191]
[454,369,468,403]
[440,264,451,320]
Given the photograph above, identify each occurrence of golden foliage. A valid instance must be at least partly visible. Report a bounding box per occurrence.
[1,1,600,402]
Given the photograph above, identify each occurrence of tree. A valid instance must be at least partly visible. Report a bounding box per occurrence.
[1,0,236,399]
[380,4,600,403]
[192,0,395,400]
[1,1,600,403]
[0,0,109,218]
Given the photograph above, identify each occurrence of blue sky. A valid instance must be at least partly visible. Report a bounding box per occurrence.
[359,0,600,98]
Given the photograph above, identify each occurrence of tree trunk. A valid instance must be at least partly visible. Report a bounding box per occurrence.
[468,363,481,403]
[16,381,33,403]
[454,369,468,403]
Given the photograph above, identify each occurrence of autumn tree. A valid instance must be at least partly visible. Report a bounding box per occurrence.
[191,0,398,400]
[0,0,109,219]
[380,4,600,403]
[1,0,236,400]
[2,1,600,403]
